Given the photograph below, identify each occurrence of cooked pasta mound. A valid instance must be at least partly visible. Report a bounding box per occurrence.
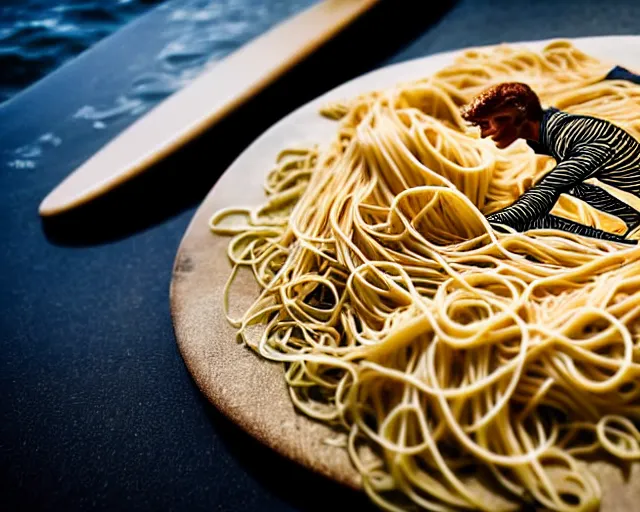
[210,41,640,511]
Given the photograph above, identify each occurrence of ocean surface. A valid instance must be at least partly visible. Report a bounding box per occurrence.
[1,0,318,171]
[0,0,316,105]
[0,1,169,104]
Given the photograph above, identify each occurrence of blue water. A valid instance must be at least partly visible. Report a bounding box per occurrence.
[0,1,165,104]
[0,0,318,108]
[2,0,318,170]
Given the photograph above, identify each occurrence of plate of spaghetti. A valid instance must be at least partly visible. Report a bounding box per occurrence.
[170,36,640,511]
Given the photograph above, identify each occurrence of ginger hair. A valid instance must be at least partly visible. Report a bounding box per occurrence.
[460,82,543,125]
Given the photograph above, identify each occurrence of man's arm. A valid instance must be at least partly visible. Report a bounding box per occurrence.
[486,142,613,231]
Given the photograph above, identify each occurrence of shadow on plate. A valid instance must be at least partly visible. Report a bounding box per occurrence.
[196,383,378,512]
[193,375,545,512]
[42,0,456,247]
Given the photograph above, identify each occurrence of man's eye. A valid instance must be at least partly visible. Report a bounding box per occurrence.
[495,116,509,123]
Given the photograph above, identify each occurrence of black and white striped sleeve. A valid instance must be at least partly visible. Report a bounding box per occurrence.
[486,142,613,231]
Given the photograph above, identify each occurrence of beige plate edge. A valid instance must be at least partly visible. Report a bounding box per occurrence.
[169,35,640,508]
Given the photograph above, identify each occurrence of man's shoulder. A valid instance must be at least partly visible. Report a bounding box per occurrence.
[539,108,602,157]
[546,107,611,127]
[543,107,618,145]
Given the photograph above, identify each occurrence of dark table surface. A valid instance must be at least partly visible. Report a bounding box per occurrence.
[2,0,640,510]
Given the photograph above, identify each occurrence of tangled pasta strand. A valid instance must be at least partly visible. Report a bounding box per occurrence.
[210,41,640,511]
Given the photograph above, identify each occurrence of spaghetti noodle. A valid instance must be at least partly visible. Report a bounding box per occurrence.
[209,40,640,511]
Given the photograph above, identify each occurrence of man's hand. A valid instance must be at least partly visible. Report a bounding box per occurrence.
[487,209,640,245]
[486,211,505,224]
[486,211,514,232]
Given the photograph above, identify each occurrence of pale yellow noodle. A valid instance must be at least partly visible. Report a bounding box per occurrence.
[209,40,640,511]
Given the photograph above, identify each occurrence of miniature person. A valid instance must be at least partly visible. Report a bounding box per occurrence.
[460,69,640,244]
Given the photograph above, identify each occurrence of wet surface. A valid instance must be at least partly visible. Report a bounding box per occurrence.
[2,1,640,511]
[0,0,164,103]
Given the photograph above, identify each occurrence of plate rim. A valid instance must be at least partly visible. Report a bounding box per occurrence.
[175,33,639,230]
[169,34,640,500]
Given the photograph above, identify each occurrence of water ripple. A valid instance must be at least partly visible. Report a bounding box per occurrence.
[70,0,318,131]
[3,0,319,168]
[0,0,163,103]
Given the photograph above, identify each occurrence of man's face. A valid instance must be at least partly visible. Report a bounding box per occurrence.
[475,109,521,149]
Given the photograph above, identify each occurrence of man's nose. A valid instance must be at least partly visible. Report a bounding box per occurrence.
[481,125,495,137]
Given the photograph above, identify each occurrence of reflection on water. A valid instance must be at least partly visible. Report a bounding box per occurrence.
[3,0,317,169]
[1,0,317,106]
[70,0,317,130]
[0,0,164,104]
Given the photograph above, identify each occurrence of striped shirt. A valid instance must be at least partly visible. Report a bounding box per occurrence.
[487,107,640,230]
